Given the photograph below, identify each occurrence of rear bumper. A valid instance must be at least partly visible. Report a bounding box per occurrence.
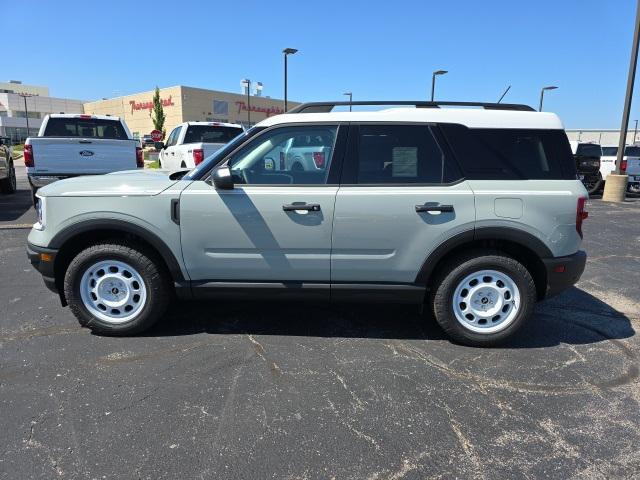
[26,242,59,294]
[543,250,587,298]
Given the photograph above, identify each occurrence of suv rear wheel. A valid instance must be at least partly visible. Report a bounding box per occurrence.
[63,241,170,335]
[0,161,16,194]
[431,250,536,347]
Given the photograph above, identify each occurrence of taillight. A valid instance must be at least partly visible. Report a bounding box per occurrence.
[24,144,34,167]
[136,147,143,168]
[621,159,628,172]
[193,148,204,166]
[312,151,325,168]
[576,197,588,238]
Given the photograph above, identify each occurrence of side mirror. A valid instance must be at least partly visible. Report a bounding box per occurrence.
[154,141,165,150]
[212,167,234,190]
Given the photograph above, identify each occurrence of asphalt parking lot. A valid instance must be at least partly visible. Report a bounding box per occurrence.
[1,166,640,479]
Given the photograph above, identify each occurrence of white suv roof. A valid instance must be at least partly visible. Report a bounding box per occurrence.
[183,121,242,129]
[259,101,564,130]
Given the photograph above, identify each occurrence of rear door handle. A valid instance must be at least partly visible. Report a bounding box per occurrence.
[283,203,321,212]
[415,204,454,213]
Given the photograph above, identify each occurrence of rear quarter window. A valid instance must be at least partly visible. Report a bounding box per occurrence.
[43,118,128,140]
[439,124,575,180]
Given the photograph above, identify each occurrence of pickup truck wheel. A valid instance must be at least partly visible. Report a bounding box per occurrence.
[431,250,536,347]
[0,161,16,194]
[63,241,170,335]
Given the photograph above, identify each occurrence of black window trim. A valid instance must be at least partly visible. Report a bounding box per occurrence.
[338,122,466,187]
[201,122,350,187]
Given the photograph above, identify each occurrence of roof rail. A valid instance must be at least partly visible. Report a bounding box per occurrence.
[287,101,536,114]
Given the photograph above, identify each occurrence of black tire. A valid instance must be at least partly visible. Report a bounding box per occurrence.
[0,160,16,194]
[628,182,640,194]
[63,240,171,335]
[31,185,39,207]
[291,162,304,172]
[584,174,603,195]
[430,250,536,347]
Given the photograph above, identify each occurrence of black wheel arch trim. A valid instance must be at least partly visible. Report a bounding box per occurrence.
[415,226,553,284]
[49,219,186,282]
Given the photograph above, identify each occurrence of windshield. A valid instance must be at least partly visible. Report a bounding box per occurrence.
[602,146,618,156]
[625,146,640,156]
[575,144,601,157]
[184,127,262,180]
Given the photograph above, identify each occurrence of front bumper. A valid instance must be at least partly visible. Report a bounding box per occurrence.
[27,242,59,294]
[542,250,587,298]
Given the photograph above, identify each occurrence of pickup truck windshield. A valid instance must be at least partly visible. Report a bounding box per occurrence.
[183,125,243,144]
[43,118,129,140]
[576,144,602,157]
[625,146,640,156]
[602,147,618,156]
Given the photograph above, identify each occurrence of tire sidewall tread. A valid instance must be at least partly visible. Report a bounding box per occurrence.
[431,249,536,347]
[63,240,170,336]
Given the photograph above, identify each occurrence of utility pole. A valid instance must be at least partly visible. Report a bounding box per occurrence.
[603,0,640,201]
[18,93,34,140]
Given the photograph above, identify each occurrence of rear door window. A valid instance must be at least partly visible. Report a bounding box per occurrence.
[440,124,575,180]
[43,118,128,139]
[343,124,462,184]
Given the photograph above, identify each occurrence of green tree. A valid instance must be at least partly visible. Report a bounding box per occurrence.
[151,86,166,138]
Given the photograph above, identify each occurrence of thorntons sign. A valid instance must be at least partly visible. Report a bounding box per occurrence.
[130,96,175,114]
[235,101,284,117]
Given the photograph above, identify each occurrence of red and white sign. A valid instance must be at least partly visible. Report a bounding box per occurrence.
[129,95,175,114]
[150,130,163,142]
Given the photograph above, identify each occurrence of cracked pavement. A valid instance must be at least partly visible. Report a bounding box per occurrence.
[1,179,639,478]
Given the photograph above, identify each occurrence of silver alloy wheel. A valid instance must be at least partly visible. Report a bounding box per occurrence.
[79,260,147,324]
[452,269,520,334]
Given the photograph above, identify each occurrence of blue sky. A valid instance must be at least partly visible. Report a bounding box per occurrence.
[3,0,638,128]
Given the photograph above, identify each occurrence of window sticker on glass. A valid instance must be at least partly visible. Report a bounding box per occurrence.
[392,147,418,177]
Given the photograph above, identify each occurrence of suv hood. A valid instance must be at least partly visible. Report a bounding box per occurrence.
[38,169,188,197]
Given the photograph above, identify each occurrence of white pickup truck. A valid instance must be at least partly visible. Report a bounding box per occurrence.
[158,121,243,169]
[600,145,640,193]
[25,114,142,204]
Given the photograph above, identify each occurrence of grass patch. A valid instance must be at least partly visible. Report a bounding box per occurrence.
[146,160,160,169]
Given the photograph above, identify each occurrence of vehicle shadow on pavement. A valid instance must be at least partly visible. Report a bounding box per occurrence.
[0,187,33,222]
[144,287,635,349]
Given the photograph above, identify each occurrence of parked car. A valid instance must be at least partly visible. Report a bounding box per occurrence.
[270,132,333,173]
[157,121,243,170]
[24,114,142,205]
[569,141,602,194]
[600,145,640,193]
[0,136,16,194]
[27,100,587,347]
[141,134,155,148]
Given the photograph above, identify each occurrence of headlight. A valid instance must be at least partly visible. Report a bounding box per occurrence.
[34,195,46,230]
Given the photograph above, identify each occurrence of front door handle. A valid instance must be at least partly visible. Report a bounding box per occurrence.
[415,204,454,213]
[283,203,321,212]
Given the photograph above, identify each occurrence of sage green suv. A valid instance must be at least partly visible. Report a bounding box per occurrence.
[27,101,588,346]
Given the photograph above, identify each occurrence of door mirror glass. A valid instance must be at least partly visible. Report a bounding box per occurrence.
[154,141,164,150]
[212,166,234,190]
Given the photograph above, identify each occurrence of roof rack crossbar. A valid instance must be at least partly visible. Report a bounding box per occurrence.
[287,101,536,114]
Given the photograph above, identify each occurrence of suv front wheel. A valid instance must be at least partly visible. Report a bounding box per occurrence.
[64,241,170,335]
[431,251,536,347]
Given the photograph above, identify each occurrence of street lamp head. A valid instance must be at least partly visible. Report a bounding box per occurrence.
[283,48,298,55]
[343,92,352,96]
[433,70,448,76]
[543,85,558,91]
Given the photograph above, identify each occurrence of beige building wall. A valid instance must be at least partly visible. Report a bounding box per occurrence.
[83,86,299,139]
[0,81,49,97]
[566,130,639,146]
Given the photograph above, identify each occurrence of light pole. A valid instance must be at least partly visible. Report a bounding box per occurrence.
[634,119,638,143]
[603,0,640,201]
[18,93,35,140]
[242,78,251,125]
[343,92,352,111]
[431,70,447,101]
[538,86,558,112]
[283,48,298,112]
